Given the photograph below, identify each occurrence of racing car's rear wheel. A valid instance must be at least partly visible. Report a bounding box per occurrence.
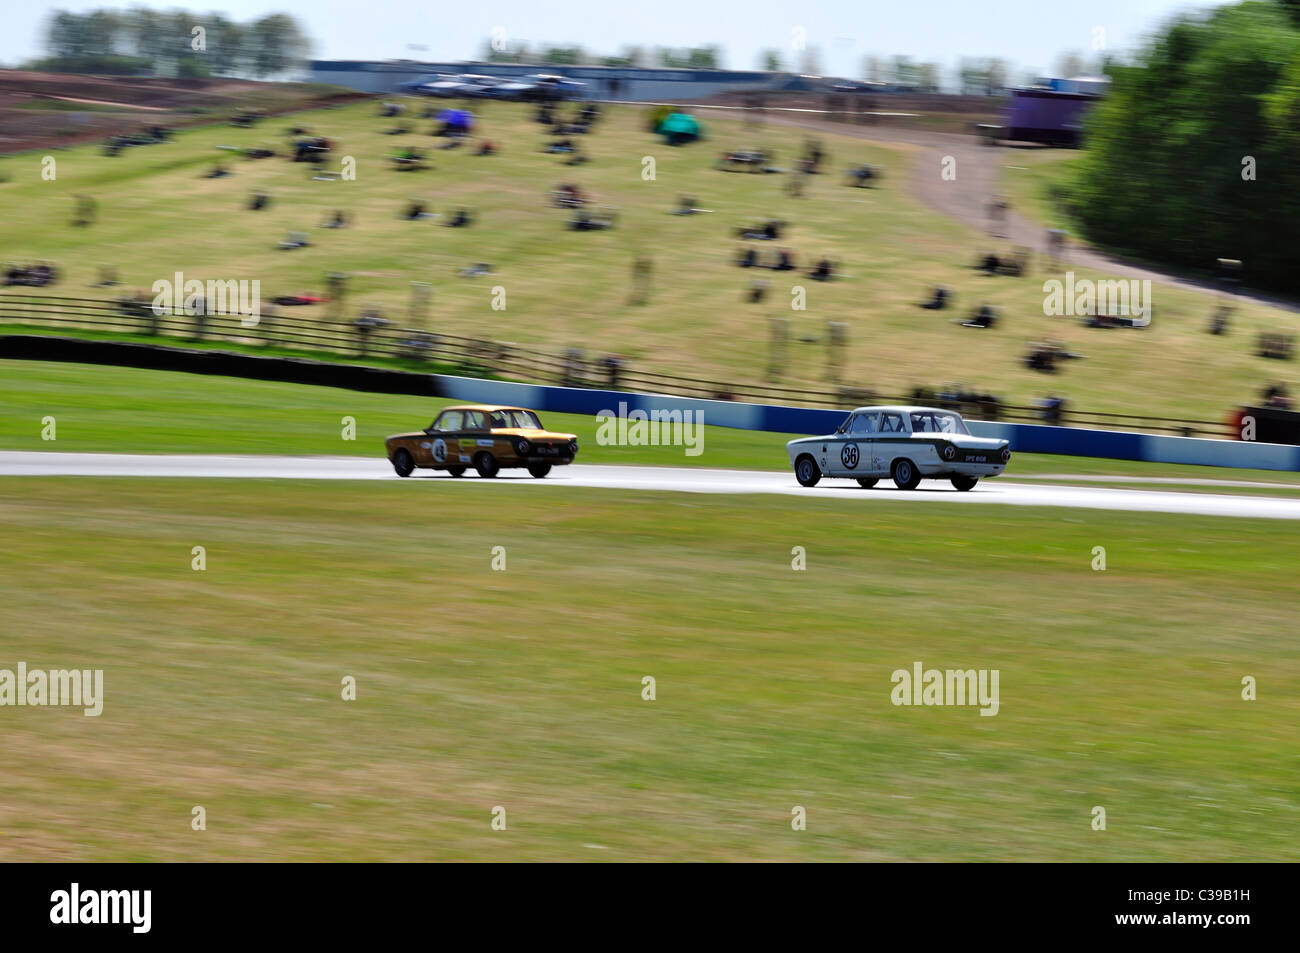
[891,458,921,491]
[856,477,878,488]
[794,455,821,487]
[951,475,979,491]
[392,449,415,478]
[447,466,466,477]
[528,463,552,478]
[473,452,499,478]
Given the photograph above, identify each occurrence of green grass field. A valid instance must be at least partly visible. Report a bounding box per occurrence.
[1,478,1296,861]
[999,148,1083,234]
[2,98,1297,421]
[0,358,792,468]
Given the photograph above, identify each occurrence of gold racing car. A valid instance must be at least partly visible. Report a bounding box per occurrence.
[385,404,578,478]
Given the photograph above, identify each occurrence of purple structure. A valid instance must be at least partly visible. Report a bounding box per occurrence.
[1003,88,1099,147]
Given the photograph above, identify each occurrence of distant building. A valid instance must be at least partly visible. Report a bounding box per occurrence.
[309,60,838,101]
[1040,75,1110,96]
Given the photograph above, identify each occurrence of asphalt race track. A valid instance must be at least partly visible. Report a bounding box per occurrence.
[3,451,1299,520]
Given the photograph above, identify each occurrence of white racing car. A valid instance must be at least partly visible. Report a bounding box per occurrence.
[787,406,1011,490]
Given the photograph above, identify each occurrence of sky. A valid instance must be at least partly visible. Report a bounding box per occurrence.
[2,0,1230,80]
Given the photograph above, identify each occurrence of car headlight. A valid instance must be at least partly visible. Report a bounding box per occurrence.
[569,440,579,454]
[1001,447,1011,463]
[940,443,956,462]
[514,438,531,456]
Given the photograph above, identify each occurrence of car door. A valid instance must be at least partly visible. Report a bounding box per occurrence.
[427,410,462,467]
[849,412,885,475]
[457,410,492,463]
[875,411,909,470]
[822,412,871,476]
[828,412,867,476]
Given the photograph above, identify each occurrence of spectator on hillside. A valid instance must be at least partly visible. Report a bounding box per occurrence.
[808,258,834,281]
[988,196,1009,238]
[1037,395,1067,424]
[1263,384,1292,409]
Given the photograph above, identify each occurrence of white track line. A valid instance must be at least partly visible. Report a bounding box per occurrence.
[3,451,1300,520]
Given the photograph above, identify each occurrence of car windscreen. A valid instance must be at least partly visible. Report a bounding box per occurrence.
[433,411,462,431]
[909,412,968,435]
[846,413,876,434]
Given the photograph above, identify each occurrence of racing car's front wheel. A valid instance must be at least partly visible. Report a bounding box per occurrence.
[794,455,821,487]
[951,475,979,491]
[891,458,921,490]
[392,449,414,478]
[528,463,552,478]
[856,477,878,488]
[473,452,499,478]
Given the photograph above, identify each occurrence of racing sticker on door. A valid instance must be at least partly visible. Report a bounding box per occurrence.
[432,438,447,464]
[841,442,860,470]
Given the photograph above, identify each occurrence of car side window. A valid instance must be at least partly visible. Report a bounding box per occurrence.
[880,412,905,433]
[848,413,876,435]
[462,411,487,430]
[435,411,462,431]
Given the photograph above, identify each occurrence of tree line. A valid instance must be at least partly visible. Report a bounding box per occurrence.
[482,43,722,70]
[479,40,1025,92]
[1068,0,1300,294]
[33,8,311,78]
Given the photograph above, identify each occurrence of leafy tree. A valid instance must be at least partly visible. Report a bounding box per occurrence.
[1068,1,1300,292]
[985,57,1008,93]
[46,12,88,58]
[246,13,310,77]
[541,45,585,66]
[657,46,719,69]
[1056,50,1087,78]
[604,46,645,68]
[688,45,721,69]
[126,6,165,61]
[918,62,941,92]
[206,16,246,76]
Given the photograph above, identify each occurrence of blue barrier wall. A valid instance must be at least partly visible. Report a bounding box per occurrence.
[431,375,1300,472]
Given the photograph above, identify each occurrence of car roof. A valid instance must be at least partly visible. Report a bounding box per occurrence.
[437,404,532,414]
[849,405,964,416]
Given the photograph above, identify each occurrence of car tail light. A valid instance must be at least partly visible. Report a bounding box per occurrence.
[569,440,579,454]
[941,443,956,461]
[514,438,531,455]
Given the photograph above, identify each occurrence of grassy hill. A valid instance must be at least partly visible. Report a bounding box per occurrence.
[2,97,1296,422]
